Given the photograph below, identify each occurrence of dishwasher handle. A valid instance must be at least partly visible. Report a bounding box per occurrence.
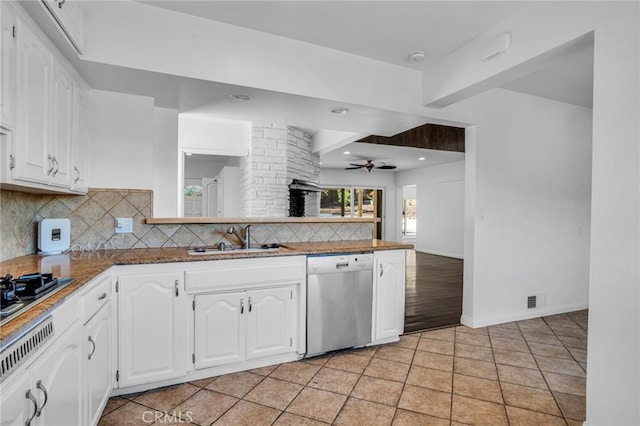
[335,262,349,269]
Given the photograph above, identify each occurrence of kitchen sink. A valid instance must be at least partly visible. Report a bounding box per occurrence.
[187,246,281,256]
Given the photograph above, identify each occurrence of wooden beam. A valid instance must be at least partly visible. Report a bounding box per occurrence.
[357,123,465,152]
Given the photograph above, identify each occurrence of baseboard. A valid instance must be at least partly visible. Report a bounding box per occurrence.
[414,247,463,259]
[460,301,589,328]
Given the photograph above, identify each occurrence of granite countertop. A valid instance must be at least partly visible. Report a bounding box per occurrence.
[0,240,412,344]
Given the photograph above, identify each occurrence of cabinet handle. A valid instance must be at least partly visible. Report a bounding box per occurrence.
[88,336,96,360]
[379,264,384,277]
[25,390,39,426]
[248,297,252,312]
[98,292,107,301]
[240,299,244,314]
[73,166,80,183]
[58,0,66,8]
[175,280,179,297]
[51,156,59,177]
[35,380,48,417]
[47,155,55,176]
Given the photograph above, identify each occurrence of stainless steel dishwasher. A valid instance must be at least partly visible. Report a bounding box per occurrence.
[306,253,374,357]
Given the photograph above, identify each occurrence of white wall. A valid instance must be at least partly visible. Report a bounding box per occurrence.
[416,181,464,258]
[453,89,593,328]
[396,161,465,257]
[88,90,155,189]
[319,169,397,241]
[184,158,226,180]
[178,115,250,156]
[153,107,179,217]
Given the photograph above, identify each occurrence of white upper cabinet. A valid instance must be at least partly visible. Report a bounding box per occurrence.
[1,3,89,194]
[1,4,17,129]
[49,59,74,188]
[71,82,89,192]
[15,15,52,185]
[41,0,84,54]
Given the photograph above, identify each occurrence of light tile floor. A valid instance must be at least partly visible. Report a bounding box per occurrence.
[99,310,588,425]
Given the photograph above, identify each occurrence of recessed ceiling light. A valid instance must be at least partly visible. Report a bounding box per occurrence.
[408,51,426,63]
[343,151,350,155]
[230,94,253,102]
[418,157,425,161]
[185,152,193,156]
[331,107,350,115]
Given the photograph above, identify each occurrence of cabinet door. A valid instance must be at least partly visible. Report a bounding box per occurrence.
[194,292,245,369]
[0,370,31,426]
[41,0,84,53]
[49,60,73,188]
[1,3,16,129]
[14,17,51,184]
[70,83,88,192]
[245,287,294,360]
[30,321,83,426]
[373,250,406,340]
[85,304,112,426]
[118,272,187,387]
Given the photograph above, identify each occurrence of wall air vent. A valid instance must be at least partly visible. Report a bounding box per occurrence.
[527,295,537,309]
[0,316,54,383]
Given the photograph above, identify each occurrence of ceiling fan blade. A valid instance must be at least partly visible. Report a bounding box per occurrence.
[345,166,363,170]
[376,165,397,169]
[348,163,365,167]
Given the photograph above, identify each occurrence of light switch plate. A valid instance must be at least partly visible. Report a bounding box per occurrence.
[115,217,133,233]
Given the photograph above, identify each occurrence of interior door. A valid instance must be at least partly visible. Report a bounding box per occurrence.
[201,178,217,217]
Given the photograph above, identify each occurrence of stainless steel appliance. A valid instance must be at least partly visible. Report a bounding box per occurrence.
[306,253,373,357]
[0,273,75,325]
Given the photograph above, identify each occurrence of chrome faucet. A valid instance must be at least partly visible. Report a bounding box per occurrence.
[227,225,251,249]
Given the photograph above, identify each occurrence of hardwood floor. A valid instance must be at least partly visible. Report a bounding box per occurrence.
[404,250,463,333]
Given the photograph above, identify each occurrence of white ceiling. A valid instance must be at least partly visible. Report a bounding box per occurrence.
[319,142,465,172]
[27,1,594,162]
[141,1,529,69]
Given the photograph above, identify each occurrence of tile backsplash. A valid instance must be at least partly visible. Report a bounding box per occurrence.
[0,189,373,261]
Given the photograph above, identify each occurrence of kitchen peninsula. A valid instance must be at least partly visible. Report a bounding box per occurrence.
[0,236,410,426]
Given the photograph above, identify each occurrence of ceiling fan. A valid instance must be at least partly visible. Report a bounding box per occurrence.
[345,160,397,173]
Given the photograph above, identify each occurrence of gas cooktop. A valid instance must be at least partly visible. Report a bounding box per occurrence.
[0,273,75,325]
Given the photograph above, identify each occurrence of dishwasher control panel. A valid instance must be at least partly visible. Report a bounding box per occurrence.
[307,253,373,274]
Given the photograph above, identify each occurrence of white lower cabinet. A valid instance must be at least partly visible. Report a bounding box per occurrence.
[0,369,31,426]
[84,304,112,426]
[373,250,406,341]
[30,321,84,426]
[194,286,295,369]
[117,272,188,388]
[0,320,84,426]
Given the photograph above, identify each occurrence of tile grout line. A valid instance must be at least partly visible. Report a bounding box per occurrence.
[485,324,511,426]
[515,319,568,423]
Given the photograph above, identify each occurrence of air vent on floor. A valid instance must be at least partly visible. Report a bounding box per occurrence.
[527,295,537,309]
[0,316,54,383]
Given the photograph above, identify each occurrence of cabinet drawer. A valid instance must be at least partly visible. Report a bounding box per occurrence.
[185,256,306,292]
[82,275,112,323]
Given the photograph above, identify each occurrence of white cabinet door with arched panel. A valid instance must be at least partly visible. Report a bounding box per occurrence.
[194,292,245,369]
[118,272,187,387]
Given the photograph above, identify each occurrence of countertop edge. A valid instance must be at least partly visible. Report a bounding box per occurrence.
[0,240,412,343]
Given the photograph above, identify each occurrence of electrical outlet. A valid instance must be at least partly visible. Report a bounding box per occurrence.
[115,217,133,234]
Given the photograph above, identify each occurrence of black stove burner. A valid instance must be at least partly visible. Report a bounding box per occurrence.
[14,273,58,298]
[0,273,74,323]
[1,274,18,308]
